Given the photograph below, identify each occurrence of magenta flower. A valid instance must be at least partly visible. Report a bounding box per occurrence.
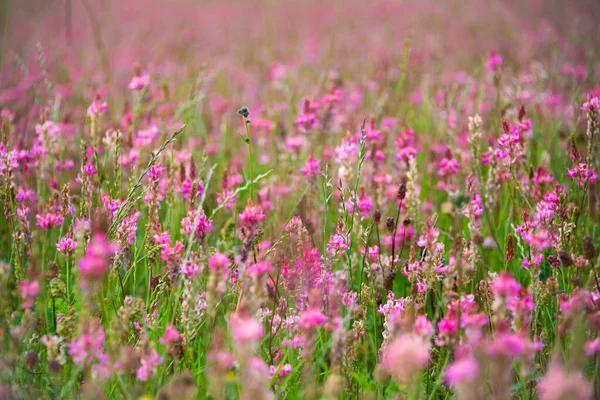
[566,163,597,187]
[584,338,600,356]
[381,333,430,384]
[445,355,479,386]
[137,349,164,382]
[437,157,460,177]
[246,261,274,277]
[414,315,434,338]
[153,231,171,246]
[56,237,78,256]
[128,72,150,91]
[239,200,266,227]
[36,212,64,230]
[159,324,181,345]
[521,229,551,251]
[297,307,327,330]
[209,253,230,271]
[159,241,184,263]
[19,279,40,308]
[294,112,317,131]
[180,262,201,277]
[78,233,117,282]
[487,51,503,71]
[360,245,379,262]
[300,154,322,177]
[295,99,318,132]
[538,361,591,400]
[486,332,526,359]
[270,363,293,378]
[491,272,521,298]
[83,163,98,176]
[68,318,105,367]
[356,195,373,218]
[229,314,264,343]
[285,135,305,153]
[327,232,349,256]
[116,212,140,249]
[216,188,236,210]
[87,95,108,117]
[581,96,599,112]
[16,186,37,204]
[180,209,213,239]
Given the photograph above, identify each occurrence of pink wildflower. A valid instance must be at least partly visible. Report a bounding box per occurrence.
[78,233,117,282]
[137,349,164,382]
[298,308,327,330]
[491,272,521,298]
[247,261,274,276]
[87,95,107,117]
[56,237,78,256]
[180,209,213,239]
[209,253,230,271]
[83,163,97,176]
[487,51,503,71]
[300,154,322,177]
[445,355,479,386]
[381,333,430,384]
[581,96,599,112]
[538,361,592,400]
[180,262,201,277]
[68,318,105,367]
[270,363,292,378]
[229,314,264,343]
[414,315,434,338]
[36,212,64,230]
[19,279,40,308]
[239,200,266,227]
[584,338,600,356]
[159,325,181,344]
[128,72,150,90]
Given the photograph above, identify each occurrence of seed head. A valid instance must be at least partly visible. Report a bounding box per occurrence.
[558,251,573,268]
[237,107,250,118]
[582,235,597,261]
[385,217,395,233]
[373,209,381,223]
[397,183,407,201]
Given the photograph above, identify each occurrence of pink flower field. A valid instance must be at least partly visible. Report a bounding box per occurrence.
[1,0,600,398]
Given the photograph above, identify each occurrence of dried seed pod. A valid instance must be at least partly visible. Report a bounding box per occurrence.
[505,234,515,264]
[373,209,381,223]
[582,235,597,261]
[385,217,395,233]
[397,183,407,201]
[558,251,573,267]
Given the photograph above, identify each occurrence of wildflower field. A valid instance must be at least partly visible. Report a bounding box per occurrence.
[1,0,600,398]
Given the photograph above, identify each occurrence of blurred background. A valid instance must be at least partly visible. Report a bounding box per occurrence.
[1,0,599,113]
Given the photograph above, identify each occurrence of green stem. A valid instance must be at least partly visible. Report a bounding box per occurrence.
[243,118,255,201]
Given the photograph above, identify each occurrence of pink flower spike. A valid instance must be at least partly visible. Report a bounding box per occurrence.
[229,314,263,343]
[19,279,40,308]
[209,253,230,271]
[83,163,97,176]
[87,94,107,117]
[381,333,430,384]
[300,154,322,177]
[159,325,180,344]
[298,307,327,330]
[57,237,78,255]
[239,199,266,227]
[78,233,117,283]
[584,338,600,356]
[128,72,150,91]
[487,51,503,71]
